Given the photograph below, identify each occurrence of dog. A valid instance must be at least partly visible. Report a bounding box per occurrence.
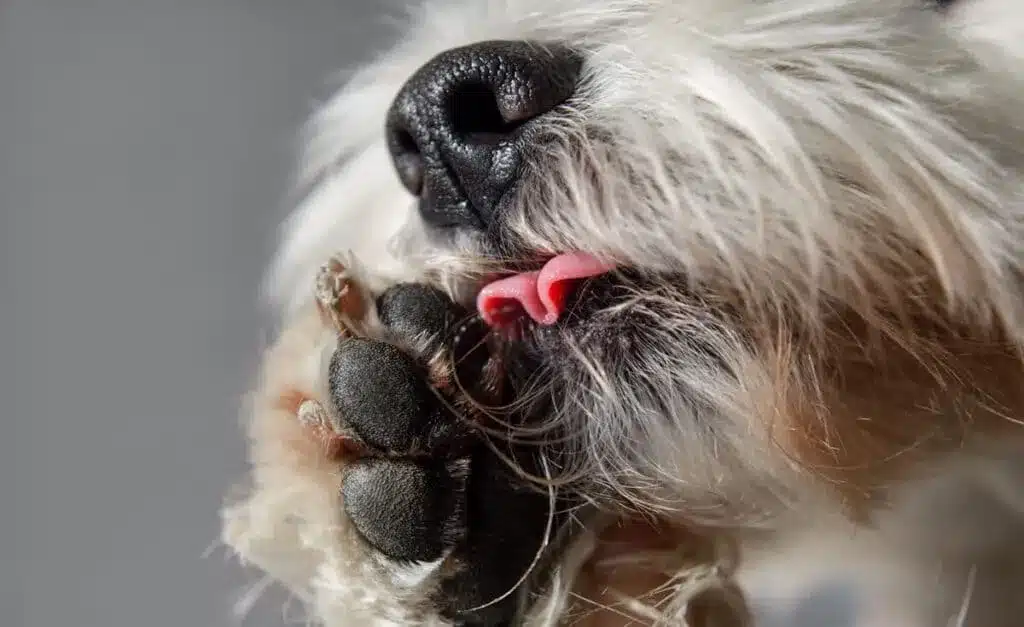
[221,0,1024,625]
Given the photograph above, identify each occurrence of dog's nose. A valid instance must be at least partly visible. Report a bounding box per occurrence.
[386,41,581,231]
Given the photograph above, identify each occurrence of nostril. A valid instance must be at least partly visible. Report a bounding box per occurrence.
[449,81,525,140]
[396,128,419,156]
[386,40,583,230]
[389,127,424,196]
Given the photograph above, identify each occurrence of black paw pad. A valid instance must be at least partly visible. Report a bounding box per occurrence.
[328,338,441,452]
[377,284,461,353]
[342,457,467,563]
[377,283,490,377]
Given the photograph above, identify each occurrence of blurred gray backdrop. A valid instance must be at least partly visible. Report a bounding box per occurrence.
[1,1,397,626]
[0,2,850,626]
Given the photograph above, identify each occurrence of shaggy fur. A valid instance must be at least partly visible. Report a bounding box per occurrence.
[223,0,1024,625]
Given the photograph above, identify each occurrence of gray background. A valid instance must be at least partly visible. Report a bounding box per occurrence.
[0,2,846,626]
[1,1,391,626]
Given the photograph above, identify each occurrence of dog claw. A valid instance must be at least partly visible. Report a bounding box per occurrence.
[315,255,369,337]
[296,398,327,429]
[297,398,362,459]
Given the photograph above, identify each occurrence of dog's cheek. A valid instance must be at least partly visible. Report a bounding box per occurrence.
[518,297,832,518]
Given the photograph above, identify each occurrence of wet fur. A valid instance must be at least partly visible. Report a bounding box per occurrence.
[225,1,1024,625]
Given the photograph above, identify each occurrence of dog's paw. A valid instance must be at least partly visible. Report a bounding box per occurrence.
[316,265,558,624]
[328,285,481,565]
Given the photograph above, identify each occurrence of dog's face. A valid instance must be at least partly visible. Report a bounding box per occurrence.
[271,0,1024,517]
[230,0,1024,625]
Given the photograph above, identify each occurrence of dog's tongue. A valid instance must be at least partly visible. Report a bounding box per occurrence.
[477,253,616,327]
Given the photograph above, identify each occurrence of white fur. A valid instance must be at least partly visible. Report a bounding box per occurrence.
[232,1,1024,625]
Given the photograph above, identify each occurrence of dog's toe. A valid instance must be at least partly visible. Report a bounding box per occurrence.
[342,457,468,563]
[377,283,492,384]
[377,283,462,353]
[328,337,442,453]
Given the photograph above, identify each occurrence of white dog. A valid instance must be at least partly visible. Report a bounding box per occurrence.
[222,1,1024,625]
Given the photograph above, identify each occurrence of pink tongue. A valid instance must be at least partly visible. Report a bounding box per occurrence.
[477,253,616,327]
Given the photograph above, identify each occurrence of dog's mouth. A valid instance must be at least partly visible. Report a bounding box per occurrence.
[475,252,617,328]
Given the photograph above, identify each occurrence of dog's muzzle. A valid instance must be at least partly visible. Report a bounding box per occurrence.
[385,40,582,233]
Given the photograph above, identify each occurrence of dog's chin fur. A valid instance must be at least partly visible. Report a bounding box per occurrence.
[224,0,1024,625]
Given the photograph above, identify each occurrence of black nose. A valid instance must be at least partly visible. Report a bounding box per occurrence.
[386,40,582,231]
